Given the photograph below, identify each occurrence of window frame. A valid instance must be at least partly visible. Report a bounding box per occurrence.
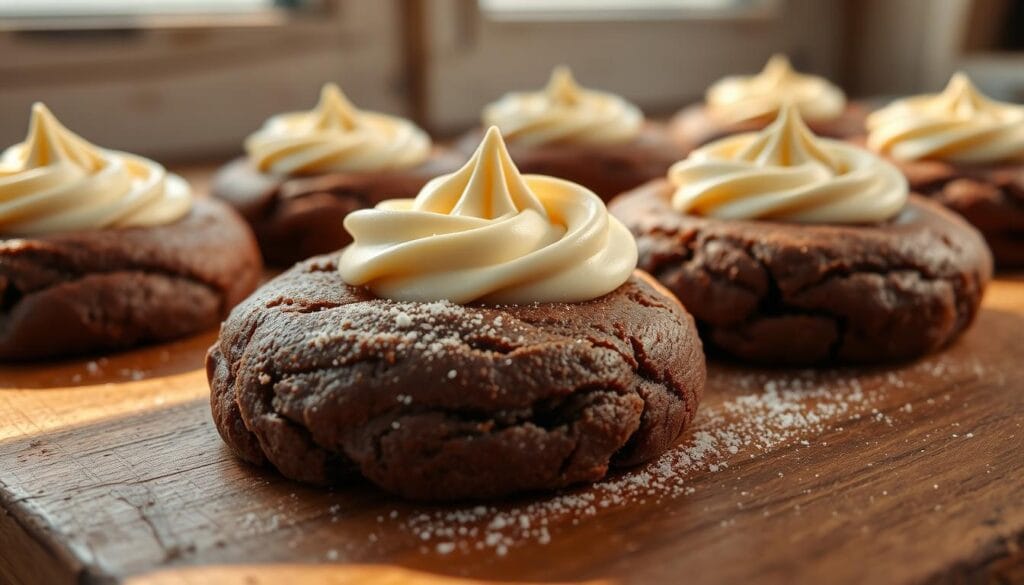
[0,0,411,162]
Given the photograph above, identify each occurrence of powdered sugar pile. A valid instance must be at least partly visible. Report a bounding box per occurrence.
[380,368,905,556]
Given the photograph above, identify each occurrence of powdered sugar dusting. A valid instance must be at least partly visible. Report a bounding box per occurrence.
[299,300,525,369]
[299,331,987,557]
[363,360,983,556]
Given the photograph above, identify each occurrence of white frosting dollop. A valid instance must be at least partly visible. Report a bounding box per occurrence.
[339,126,637,304]
[482,66,643,147]
[0,103,192,236]
[867,72,1024,164]
[670,105,907,224]
[706,54,847,125]
[245,83,431,176]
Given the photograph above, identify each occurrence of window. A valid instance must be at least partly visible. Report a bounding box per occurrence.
[425,0,830,131]
[0,1,282,18]
[0,1,405,161]
[0,0,319,29]
[479,0,773,21]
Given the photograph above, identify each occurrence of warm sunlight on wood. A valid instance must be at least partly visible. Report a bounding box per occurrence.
[127,565,613,585]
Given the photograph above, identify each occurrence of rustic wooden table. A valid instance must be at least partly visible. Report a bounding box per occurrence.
[1,168,1022,584]
[1,276,1021,585]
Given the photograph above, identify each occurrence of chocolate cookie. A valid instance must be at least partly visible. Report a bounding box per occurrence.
[456,124,685,202]
[610,180,992,365]
[0,198,262,361]
[670,104,869,153]
[207,258,705,501]
[212,152,464,266]
[885,157,1024,269]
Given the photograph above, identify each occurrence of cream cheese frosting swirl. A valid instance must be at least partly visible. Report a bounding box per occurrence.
[0,103,192,236]
[482,66,643,147]
[867,73,1024,164]
[245,83,431,176]
[670,105,907,223]
[339,126,637,304]
[706,54,847,125]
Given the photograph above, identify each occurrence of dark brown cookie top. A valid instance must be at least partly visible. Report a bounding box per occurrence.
[670,103,869,152]
[843,136,1024,268]
[0,197,262,360]
[846,136,1024,227]
[208,258,705,501]
[889,157,1024,233]
[610,180,992,364]
[1,197,259,310]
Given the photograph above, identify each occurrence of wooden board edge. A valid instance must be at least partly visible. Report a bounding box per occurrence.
[0,489,107,585]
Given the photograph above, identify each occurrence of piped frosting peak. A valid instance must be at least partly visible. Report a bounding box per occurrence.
[245,83,431,176]
[21,103,107,172]
[309,83,360,132]
[0,103,192,236]
[545,66,583,106]
[670,105,907,224]
[339,127,637,304]
[482,66,643,147]
[867,72,1024,164]
[706,54,847,125]
[728,102,840,169]
[411,126,545,220]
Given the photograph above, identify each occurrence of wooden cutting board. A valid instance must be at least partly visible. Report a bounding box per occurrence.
[1,269,1022,585]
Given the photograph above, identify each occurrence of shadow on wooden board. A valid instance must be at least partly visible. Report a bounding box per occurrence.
[0,330,217,390]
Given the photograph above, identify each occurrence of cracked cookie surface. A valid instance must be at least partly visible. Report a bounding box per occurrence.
[0,197,262,361]
[610,180,992,365]
[207,258,705,501]
[212,154,463,266]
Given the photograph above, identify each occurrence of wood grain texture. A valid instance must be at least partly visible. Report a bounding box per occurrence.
[1,274,1022,584]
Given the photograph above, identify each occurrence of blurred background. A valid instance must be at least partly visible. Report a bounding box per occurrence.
[1,0,1022,162]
